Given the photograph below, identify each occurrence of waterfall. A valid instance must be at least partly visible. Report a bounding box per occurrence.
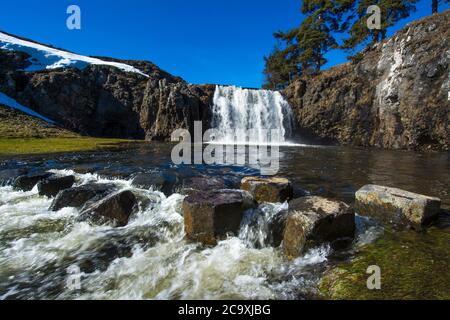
[211,85,294,144]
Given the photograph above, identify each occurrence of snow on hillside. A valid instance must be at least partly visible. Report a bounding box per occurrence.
[0,92,56,124]
[0,32,149,77]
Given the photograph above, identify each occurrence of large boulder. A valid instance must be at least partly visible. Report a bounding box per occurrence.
[283,197,355,259]
[241,176,293,203]
[37,175,75,197]
[50,183,117,211]
[79,190,138,227]
[355,185,441,229]
[181,176,226,195]
[131,171,178,196]
[13,172,53,191]
[182,189,256,245]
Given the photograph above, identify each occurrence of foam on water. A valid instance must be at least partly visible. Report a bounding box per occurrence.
[0,170,380,299]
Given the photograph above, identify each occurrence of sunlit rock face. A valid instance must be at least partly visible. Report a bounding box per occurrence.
[284,10,449,151]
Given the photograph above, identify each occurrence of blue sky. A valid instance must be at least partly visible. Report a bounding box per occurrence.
[0,0,447,88]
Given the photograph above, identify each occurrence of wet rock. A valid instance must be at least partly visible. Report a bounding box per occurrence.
[0,168,28,186]
[37,175,75,197]
[180,176,226,195]
[50,183,117,211]
[132,171,178,196]
[183,189,256,245]
[355,185,441,230]
[13,172,53,191]
[241,176,293,203]
[283,196,355,259]
[79,190,138,227]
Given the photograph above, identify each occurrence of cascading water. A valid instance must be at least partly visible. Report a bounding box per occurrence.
[211,86,294,145]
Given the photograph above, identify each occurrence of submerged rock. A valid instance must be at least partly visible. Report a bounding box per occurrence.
[0,168,28,186]
[132,171,178,196]
[355,185,441,230]
[13,172,53,191]
[37,175,75,197]
[180,176,226,195]
[241,176,293,203]
[283,196,355,259]
[79,190,138,227]
[182,189,256,245]
[50,183,117,211]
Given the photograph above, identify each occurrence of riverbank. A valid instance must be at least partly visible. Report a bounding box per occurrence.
[0,104,139,155]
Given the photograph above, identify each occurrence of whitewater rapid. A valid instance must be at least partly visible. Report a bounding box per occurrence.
[0,169,382,299]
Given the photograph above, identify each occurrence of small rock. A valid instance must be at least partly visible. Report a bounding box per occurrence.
[13,172,53,191]
[50,183,117,211]
[37,175,75,197]
[183,189,256,245]
[132,171,178,196]
[283,196,355,259]
[241,176,293,203]
[355,185,441,229]
[79,190,138,227]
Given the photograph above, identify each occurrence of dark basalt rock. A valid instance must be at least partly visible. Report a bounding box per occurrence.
[132,171,178,196]
[182,189,256,245]
[180,176,226,196]
[37,175,75,197]
[79,190,138,227]
[50,183,117,211]
[13,172,53,191]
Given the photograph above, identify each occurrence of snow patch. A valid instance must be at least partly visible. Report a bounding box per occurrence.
[0,32,149,77]
[0,92,56,124]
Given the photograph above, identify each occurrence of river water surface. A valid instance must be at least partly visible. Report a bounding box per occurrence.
[0,143,448,299]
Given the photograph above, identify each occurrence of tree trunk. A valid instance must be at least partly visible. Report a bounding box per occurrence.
[432,0,438,14]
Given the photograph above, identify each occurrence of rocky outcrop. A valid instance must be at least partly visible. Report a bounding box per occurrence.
[241,176,293,204]
[50,183,117,211]
[284,11,449,151]
[355,184,442,229]
[0,35,215,141]
[13,172,53,191]
[37,175,75,197]
[182,189,256,245]
[79,190,138,227]
[131,172,178,196]
[283,197,355,259]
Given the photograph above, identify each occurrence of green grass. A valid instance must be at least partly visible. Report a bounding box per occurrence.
[0,104,140,155]
[0,137,136,155]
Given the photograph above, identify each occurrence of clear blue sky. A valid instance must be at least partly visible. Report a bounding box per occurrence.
[0,0,447,88]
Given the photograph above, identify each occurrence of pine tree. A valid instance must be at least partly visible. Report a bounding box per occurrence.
[263,46,299,90]
[299,0,354,72]
[343,0,417,49]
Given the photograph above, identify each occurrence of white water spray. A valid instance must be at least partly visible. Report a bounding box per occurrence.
[211,86,294,145]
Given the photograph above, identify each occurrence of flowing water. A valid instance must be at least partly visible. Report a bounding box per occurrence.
[0,143,448,300]
[0,86,449,300]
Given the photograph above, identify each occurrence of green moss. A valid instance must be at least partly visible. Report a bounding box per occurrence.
[0,137,136,155]
[319,227,450,300]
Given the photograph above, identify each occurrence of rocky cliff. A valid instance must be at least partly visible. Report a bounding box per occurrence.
[0,32,215,140]
[284,11,449,151]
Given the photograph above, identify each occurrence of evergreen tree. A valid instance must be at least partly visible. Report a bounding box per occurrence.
[263,45,299,90]
[343,0,417,49]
